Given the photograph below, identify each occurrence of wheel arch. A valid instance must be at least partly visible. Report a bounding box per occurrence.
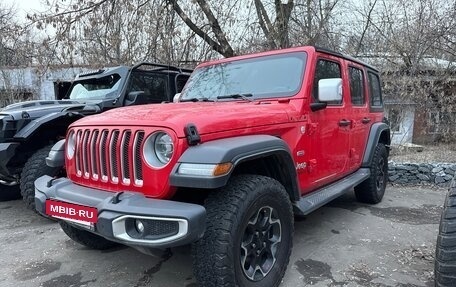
[361,122,391,168]
[14,112,83,143]
[169,135,300,202]
[13,113,83,160]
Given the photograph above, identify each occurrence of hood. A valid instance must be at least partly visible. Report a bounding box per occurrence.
[0,100,96,120]
[71,101,294,137]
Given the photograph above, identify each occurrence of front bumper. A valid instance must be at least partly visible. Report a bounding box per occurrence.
[35,175,206,248]
[0,142,20,182]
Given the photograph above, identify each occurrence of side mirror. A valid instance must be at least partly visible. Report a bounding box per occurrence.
[173,93,182,103]
[125,91,145,104]
[318,78,342,102]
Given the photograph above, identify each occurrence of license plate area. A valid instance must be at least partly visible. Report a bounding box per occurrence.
[46,199,98,227]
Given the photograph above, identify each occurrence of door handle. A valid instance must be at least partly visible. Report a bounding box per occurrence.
[361,117,371,124]
[339,119,351,127]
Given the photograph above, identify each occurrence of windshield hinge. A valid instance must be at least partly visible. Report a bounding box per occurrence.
[185,123,201,146]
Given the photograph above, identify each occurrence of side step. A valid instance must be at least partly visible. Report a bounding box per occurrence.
[293,168,370,216]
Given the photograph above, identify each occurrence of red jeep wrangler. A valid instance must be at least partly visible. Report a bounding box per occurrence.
[35,46,390,287]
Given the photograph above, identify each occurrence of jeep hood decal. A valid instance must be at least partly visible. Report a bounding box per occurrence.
[71,102,293,137]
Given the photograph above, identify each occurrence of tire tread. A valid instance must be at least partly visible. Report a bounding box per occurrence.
[192,175,293,287]
[20,144,60,211]
[435,179,456,286]
[60,221,118,250]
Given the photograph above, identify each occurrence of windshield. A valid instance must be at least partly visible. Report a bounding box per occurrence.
[181,52,307,101]
[67,74,122,100]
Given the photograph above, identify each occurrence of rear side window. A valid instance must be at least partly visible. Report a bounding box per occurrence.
[313,59,342,105]
[349,67,365,106]
[128,72,169,103]
[368,72,382,106]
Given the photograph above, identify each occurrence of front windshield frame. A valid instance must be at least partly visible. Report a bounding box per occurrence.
[67,73,122,100]
[180,52,307,101]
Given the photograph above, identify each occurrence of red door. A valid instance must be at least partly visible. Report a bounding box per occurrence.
[305,57,351,190]
[347,65,371,170]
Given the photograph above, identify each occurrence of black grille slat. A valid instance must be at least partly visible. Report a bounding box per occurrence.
[134,132,145,182]
[91,130,99,177]
[75,130,83,175]
[121,131,132,183]
[110,130,120,181]
[100,130,109,180]
[82,130,90,177]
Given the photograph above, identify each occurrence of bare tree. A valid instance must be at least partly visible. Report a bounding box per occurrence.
[289,0,340,48]
[347,0,456,143]
[28,0,209,66]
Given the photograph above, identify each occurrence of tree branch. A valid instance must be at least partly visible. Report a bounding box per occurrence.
[355,0,377,55]
[254,0,277,49]
[167,0,232,57]
[194,0,234,57]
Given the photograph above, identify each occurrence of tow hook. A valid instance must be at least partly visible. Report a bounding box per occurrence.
[111,191,124,204]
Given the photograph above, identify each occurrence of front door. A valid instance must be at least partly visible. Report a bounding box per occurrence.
[307,57,350,189]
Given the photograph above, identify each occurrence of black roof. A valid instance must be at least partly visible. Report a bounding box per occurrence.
[315,46,379,72]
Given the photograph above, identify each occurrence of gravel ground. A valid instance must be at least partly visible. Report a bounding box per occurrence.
[0,185,447,287]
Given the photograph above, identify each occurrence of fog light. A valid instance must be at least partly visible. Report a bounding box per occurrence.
[135,219,145,234]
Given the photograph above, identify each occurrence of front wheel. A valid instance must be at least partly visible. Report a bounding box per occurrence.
[354,143,388,204]
[435,179,456,286]
[20,144,62,211]
[192,175,294,287]
[60,221,118,250]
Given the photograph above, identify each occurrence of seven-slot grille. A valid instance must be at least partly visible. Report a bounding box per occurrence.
[73,128,145,186]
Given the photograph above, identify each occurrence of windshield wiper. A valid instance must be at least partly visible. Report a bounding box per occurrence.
[180,97,215,102]
[216,93,254,101]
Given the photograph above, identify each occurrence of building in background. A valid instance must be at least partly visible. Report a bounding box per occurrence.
[0,65,92,107]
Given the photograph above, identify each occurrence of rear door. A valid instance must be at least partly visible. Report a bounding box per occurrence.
[347,64,370,170]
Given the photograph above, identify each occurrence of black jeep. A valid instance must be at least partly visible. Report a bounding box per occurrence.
[0,62,191,209]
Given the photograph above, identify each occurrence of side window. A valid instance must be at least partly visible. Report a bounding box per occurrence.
[349,66,365,106]
[176,75,189,93]
[128,72,169,103]
[368,72,382,106]
[313,59,342,105]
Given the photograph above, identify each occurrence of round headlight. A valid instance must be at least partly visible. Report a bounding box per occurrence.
[66,130,76,159]
[154,133,173,164]
[143,132,174,168]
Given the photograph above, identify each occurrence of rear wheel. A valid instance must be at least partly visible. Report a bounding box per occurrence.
[192,175,294,287]
[20,144,62,211]
[435,179,456,286]
[60,221,118,250]
[354,143,388,204]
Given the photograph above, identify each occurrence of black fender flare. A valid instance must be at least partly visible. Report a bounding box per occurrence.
[46,139,66,168]
[361,122,391,167]
[169,135,300,200]
[13,111,85,140]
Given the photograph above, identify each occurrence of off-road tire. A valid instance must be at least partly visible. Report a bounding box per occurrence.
[192,175,294,287]
[435,179,456,286]
[0,185,21,201]
[60,221,118,250]
[354,143,388,204]
[20,144,61,211]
